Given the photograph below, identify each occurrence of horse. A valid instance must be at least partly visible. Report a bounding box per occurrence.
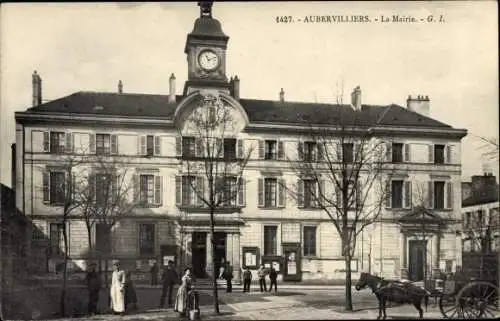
[355,272,430,319]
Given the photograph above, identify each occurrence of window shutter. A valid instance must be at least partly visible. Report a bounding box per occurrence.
[278,141,285,160]
[297,179,304,208]
[111,175,118,200]
[43,132,50,152]
[196,176,205,206]
[298,141,304,161]
[336,183,343,209]
[154,136,161,156]
[317,143,324,162]
[43,171,50,203]
[140,135,146,156]
[176,137,182,157]
[386,142,392,162]
[385,180,391,208]
[318,180,325,208]
[154,176,163,205]
[89,174,96,203]
[111,134,118,155]
[428,145,434,163]
[446,182,453,209]
[354,143,361,162]
[446,145,452,164]
[355,181,361,209]
[428,181,434,209]
[278,179,286,207]
[71,173,77,202]
[65,133,73,154]
[404,144,410,162]
[258,140,264,159]
[237,139,244,159]
[132,174,139,203]
[89,133,96,154]
[175,176,182,205]
[237,177,245,206]
[216,138,223,158]
[404,181,412,208]
[258,178,264,207]
[195,138,203,157]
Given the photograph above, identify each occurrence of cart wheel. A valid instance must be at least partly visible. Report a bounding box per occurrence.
[456,281,499,319]
[439,294,462,319]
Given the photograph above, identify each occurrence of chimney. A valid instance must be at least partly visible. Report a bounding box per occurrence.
[233,75,240,100]
[11,143,16,191]
[32,70,42,107]
[118,80,123,94]
[279,88,285,102]
[350,86,361,110]
[169,73,176,103]
[406,94,430,116]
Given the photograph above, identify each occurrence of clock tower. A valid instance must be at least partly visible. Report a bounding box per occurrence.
[184,1,231,95]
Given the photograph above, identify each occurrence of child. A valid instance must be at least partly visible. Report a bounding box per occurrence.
[242,267,252,293]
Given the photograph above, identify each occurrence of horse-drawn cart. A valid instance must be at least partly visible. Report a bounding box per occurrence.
[437,261,499,320]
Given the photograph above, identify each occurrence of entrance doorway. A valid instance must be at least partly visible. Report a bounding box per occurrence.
[213,232,227,278]
[191,232,207,278]
[408,240,427,281]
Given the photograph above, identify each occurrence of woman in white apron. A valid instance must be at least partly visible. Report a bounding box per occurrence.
[110,260,126,315]
[174,267,193,317]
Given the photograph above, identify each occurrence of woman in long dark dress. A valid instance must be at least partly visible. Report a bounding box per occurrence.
[174,268,193,317]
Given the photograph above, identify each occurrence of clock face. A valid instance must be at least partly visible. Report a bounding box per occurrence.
[198,50,220,71]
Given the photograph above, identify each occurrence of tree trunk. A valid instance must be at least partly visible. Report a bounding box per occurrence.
[210,211,220,314]
[60,223,69,317]
[87,226,92,260]
[344,252,353,311]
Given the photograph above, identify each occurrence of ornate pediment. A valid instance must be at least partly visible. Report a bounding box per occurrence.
[398,206,443,224]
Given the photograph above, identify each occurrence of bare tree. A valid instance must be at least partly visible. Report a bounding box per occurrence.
[286,119,390,311]
[177,91,253,314]
[76,155,135,286]
[476,135,499,161]
[38,154,82,317]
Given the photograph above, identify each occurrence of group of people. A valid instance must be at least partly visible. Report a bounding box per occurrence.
[241,264,278,293]
[85,260,198,319]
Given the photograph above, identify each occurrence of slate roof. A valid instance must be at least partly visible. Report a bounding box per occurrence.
[24,91,454,128]
[462,192,499,207]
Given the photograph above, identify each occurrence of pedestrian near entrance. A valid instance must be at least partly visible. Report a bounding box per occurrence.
[223,261,234,293]
[242,267,252,293]
[258,264,267,292]
[160,260,179,308]
[110,260,126,315]
[85,262,101,315]
[269,268,278,293]
[150,260,159,286]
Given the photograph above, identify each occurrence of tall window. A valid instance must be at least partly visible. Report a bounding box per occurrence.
[434,144,445,164]
[50,172,66,204]
[223,177,237,206]
[182,137,196,157]
[264,178,277,207]
[264,226,277,255]
[95,223,111,255]
[139,223,155,255]
[304,141,317,162]
[50,132,65,154]
[140,175,155,206]
[342,143,354,163]
[434,181,445,209]
[392,143,404,163]
[146,135,154,156]
[49,223,64,256]
[304,179,317,208]
[265,140,277,160]
[96,134,111,155]
[182,176,197,205]
[391,180,404,208]
[95,174,112,206]
[224,138,236,160]
[303,226,317,256]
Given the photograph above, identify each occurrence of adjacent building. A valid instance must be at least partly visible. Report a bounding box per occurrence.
[14,3,467,282]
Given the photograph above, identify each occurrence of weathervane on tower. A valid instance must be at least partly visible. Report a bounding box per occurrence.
[198,1,213,18]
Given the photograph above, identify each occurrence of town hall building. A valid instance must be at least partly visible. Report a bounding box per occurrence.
[14,2,467,283]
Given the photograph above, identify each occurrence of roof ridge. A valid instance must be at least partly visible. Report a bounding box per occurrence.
[76,90,170,97]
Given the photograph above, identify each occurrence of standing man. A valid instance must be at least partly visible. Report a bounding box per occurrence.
[150,260,159,286]
[257,264,267,293]
[224,261,233,293]
[242,267,252,293]
[85,262,101,316]
[159,260,179,308]
[268,268,278,293]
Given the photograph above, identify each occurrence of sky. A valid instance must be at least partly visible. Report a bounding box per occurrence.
[0,1,498,187]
